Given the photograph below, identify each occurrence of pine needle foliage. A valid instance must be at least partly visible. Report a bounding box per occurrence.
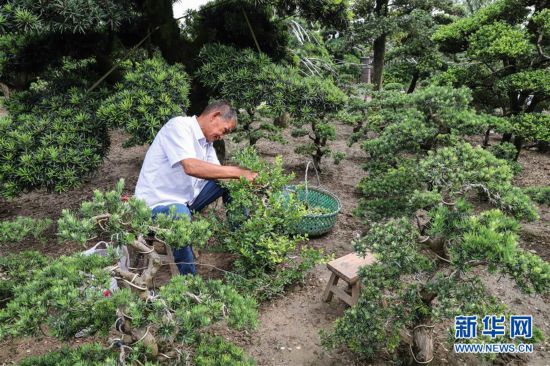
[0,58,108,198]
[97,56,191,147]
[0,216,51,245]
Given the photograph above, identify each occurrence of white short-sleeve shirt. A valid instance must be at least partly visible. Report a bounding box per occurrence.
[135,116,220,208]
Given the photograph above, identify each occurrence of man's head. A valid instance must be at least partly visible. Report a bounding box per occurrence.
[197,100,237,142]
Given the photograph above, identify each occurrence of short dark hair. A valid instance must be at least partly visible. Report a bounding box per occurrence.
[202,100,237,122]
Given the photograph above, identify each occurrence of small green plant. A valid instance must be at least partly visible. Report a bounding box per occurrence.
[226,246,326,301]
[194,335,256,366]
[0,216,51,245]
[217,148,325,299]
[0,251,50,304]
[306,205,332,215]
[19,343,120,366]
[523,186,550,205]
[220,147,308,272]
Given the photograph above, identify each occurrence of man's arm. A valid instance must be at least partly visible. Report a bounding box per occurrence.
[181,158,257,181]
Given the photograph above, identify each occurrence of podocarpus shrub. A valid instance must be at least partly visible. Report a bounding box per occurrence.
[289,75,347,171]
[352,84,535,221]
[18,343,121,366]
[0,57,109,198]
[0,251,49,305]
[196,43,293,145]
[221,148,313,268]
[323,203,549,362]
[220,148,307,272]
[523,186,550,205]
[2,263,257,363]
[218,147,325,300]
[336,83,371,135]
[197,44,347,170]
[432,0,550,156]
[325,79,546,362]
[357,142,538,221]
[20,336,255,366]
[354,84,501,173]
[96,55,191,147]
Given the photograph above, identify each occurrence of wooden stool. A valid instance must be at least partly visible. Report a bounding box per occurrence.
[322,252,376,306]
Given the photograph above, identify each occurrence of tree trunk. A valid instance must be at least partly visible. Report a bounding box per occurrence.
[140,0,184,64]
[407,70,420,94]
[513,135,523,160]
[537,140,549,153]
[483,127,491,147]
[412,325,434,364]
[502,132,512,142]
[372,0,389,91]
[274,111,290,128]
[313,150,322,172]
[372,35,386,91]
[113,235,161,299]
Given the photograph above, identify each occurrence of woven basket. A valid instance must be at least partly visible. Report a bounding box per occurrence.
[288,184,342,236]
[283,161,341,236]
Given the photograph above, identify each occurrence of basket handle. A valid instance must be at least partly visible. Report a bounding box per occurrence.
[304,161,321,202]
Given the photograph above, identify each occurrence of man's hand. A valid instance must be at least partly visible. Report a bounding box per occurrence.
[241,169,258,182]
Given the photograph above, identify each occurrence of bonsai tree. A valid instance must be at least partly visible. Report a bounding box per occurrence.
[289,75,347,171]
[0,54,191,198]
[354,84,501,174]
[323,81,545,364]
[196,43,295,146]
[1,180,258,364]
[433,0,550,156]
[324,205,548,362]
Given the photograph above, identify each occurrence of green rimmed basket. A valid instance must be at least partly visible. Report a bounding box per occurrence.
[287,162,342,237]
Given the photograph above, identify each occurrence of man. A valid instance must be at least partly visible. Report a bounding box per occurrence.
[135,100,257,275]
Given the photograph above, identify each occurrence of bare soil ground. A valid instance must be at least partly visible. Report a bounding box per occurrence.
[0,123,549,365]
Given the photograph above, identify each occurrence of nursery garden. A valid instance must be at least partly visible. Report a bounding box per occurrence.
[0,0,549,364]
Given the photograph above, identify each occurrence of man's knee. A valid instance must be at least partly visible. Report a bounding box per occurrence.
[152,204,192,220]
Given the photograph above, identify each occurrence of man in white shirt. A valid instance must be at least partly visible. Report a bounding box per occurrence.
[135,100,257,275]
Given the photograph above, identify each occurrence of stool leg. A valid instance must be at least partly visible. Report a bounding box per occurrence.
[323,273,339,302]
[351,281,361,306]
